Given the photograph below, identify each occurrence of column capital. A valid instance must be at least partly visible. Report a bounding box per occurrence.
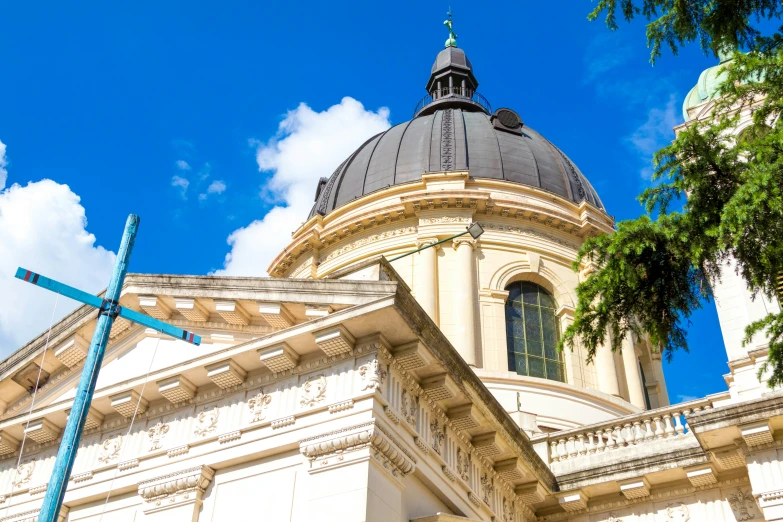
[452,236,477,250]
[415,237,441,249]
[138,465,215,515]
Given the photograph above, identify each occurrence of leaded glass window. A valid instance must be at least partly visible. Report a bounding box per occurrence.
[505,281,565,382]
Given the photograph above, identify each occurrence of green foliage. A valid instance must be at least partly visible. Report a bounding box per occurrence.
[561,3,783,386]
[587,0,783,62]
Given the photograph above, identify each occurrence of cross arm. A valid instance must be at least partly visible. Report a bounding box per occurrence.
[15,268,201,346]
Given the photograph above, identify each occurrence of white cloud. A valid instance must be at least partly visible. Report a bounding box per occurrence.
[171,175,190,198]
[583,33,632,83]
[214,97,391,276]
[175,160,191,171]
[627,94,681,179]
[207,180,226,194]
[0,176,115,357]
[0,140,8,190]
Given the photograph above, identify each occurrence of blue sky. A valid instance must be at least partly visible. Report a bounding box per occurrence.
[0,1,730,403]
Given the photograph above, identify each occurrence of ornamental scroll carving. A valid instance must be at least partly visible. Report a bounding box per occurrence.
[456,447,470,482]
[147,421,169,451]
[480,473,493,505]
[247,390,272,423]
[419,216,470,225]
[193,406,219,437]
[98,435,123,464]
[322,227,417,262]
[728,489,756,521]
[401,388,418,426]
[503,496,515,522]
[430,419,444,455]
[666,502,690,521]
[484,223,580,248]
[359,359,386,392]
[300,375,327,407]
[12,461,35,488]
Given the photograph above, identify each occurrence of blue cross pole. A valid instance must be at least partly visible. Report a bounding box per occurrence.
[14,214,201,522]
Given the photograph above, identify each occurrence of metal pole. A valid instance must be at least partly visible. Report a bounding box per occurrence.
[38,215,140,522]
[387,230,468,262]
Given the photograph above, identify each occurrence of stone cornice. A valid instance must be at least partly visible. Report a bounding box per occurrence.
[138,464,214,504]
[689,391,783,435]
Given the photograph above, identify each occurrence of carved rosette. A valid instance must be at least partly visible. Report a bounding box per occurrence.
[665,502,690,521]
[247,390,272,423]
[359,358,387,392]
[138,465,215,510]
[299,421,415,477]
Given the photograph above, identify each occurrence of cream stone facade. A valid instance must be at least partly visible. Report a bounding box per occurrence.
[2,42,783,522]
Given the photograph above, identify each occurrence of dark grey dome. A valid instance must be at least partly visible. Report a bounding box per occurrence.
[310,108,604,218]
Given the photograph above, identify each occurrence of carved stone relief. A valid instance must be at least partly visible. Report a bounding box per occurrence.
[480,472,493,505]
[247,390,272,423]
[665,502,690,521]
[193,406,220,437]
[503,496,515,522]
[401,388,418,426]
[98,435,122,464]
[300,375,327,407]
[12,461,35,488]
[728,489,757,521]
[456,447,470,482]
[147,421,169,451]
[359,359,387,392]
[430,419,444,455]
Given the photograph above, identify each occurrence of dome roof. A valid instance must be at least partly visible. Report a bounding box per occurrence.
[682,55,731,121]
[310,108,604,218]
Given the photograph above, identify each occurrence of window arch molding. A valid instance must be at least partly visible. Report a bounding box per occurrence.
[488,259,576,310]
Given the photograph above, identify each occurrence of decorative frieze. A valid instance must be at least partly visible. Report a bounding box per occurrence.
[300,374,327,407]
[205,359,247,389]
[138,465,214,510]
[53,334,89,368]
[193,406,220,437]
[12,460,35,488]
[98,435,123,464]
[314,325,355,357]
[359,358,387,392]
[247,390,272,422]
[257,302,294,328]
[173,298,209,322]
[618,476,651,499]
[258,343,299,373]
[138,296,171,320]
[147,421,170,451]
[24,418,61,444]
[214,300,250,325]
[110,390,148,418]
[156,375,197,403]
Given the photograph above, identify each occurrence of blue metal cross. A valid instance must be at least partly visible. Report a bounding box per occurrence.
[14,214,200,522]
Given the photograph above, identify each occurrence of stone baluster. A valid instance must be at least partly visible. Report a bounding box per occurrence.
[682,408,692,433]
[674,412,685,436]
[577,434,587,456]
[605,427,616,450]
[633,421,644,444]
[550,441,560,462]
[557,439,567,461]
[653,416,664,438]
[596,431,606,453]
[644,418,654,441]
[623,423,634,446]
[568,436,577,459]
[614,426,625,447]
[586,432,596,454]
[663,413,675,438]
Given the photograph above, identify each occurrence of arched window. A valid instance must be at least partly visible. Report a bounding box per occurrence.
[505,281,565,382]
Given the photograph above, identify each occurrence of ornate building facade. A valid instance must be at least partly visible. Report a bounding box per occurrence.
[0,35,780,522]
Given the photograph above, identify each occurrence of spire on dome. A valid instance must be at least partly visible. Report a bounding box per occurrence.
[444,9,458,48]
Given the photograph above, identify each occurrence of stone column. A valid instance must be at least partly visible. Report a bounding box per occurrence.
[138,465,214,522]
[595,335,621,397]
[453,236,477,366]
[650,351,670,407]
[415,238,440,326]
[621,334,647,409]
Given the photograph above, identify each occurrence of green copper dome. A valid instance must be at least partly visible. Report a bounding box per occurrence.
[682,55,732,121]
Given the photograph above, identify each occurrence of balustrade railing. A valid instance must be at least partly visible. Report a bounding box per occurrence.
[413,88,492,117]
[535,397,715,464]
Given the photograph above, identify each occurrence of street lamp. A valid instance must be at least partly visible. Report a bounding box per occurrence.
[387,222,484,262]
